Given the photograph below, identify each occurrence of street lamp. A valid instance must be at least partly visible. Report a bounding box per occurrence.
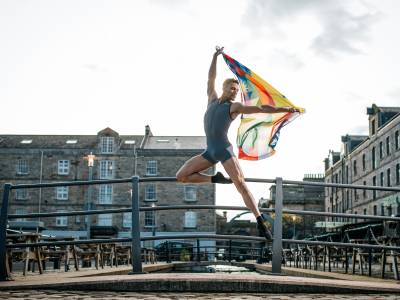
[292,215,297,239]
[86,152,96,239]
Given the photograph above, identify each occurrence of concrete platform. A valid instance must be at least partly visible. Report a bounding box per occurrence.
[1,262,400,294]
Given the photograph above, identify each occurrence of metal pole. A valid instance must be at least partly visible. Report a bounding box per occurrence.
[86,165,93,239]
[272,177,283,274]
[0,184,12,281]
[130,176,143,274]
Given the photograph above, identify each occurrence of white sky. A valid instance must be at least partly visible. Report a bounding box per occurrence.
[1,0,400,220]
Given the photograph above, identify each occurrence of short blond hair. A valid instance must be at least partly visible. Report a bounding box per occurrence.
[223,78,239,89]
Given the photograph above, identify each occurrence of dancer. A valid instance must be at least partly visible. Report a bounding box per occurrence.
[176,47,299,240]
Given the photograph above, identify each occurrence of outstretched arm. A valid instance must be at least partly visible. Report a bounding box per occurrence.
[231,102,300,115]
[207,47,224,101]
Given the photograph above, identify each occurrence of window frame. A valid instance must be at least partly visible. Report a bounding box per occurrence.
[99,160,114,179]
[144,184,157,201]
[98,184,113,204]
[184,211,197,228]
[56,186,69,200]
[146,160,158,176]
[100,136,115,154]
[184,185,197,202]
[58,160,70,175]
[16,159,29,175]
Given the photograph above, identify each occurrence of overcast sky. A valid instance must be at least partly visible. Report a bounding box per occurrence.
[1,0,400,220]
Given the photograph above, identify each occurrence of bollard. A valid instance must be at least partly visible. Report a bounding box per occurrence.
[129,176,143,274]
[272,177,283,274]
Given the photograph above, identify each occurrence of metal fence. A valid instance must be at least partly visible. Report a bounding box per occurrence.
[1,176,400,281]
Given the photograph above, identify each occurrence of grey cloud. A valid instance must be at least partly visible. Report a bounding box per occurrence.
[242,0,380,58]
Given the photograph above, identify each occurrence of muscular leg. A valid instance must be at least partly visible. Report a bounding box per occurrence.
[222,157,261,218]
[176,154,215,183]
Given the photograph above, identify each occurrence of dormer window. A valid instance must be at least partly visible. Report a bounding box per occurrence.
[371,119,376,135]
[101,137,114,153]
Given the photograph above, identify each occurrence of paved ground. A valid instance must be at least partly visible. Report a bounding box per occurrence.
[0,290,399,299]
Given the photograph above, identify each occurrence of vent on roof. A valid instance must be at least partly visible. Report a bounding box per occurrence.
[66,140,78,144]
[156,139,170,143]
[20,139,32,144]
[125,140,136,144]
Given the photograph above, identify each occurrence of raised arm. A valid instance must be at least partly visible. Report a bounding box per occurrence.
[231,102,299,116]
[207,47,224,101]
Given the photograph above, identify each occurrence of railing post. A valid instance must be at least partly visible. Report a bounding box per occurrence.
[0,184,12,281]
[129,176,143,274]
[272,177,283,274]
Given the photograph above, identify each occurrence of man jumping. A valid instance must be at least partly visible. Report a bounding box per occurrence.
[176,47,298,240]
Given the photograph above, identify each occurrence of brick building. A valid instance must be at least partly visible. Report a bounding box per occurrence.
[0,126,216,249]
[268,174,325,239]
[324,104,400,224]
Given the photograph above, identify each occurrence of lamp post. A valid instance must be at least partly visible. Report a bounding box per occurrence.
[86,152,95,239]
[292,215,297,239]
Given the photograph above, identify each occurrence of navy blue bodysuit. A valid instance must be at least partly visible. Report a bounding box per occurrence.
[201,99,235,164]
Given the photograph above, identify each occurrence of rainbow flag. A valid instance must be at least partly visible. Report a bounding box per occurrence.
[222,53,305,160]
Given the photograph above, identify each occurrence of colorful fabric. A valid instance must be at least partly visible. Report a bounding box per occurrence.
[222,53,305,160]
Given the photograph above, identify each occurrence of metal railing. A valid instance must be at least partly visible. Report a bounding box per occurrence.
[1,176,400,281]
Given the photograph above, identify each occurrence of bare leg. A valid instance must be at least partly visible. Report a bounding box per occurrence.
[222,157,261,218]
[176,154,215,183]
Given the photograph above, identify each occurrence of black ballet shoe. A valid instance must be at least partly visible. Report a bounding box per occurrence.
[211,171,232,184]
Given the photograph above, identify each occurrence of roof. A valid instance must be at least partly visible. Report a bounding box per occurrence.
[142,136,206,150]
[0,134,143,149]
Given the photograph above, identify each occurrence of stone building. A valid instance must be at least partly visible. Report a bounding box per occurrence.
[324,104,400,224]
[0,126,216,249]
[267,174,325,239]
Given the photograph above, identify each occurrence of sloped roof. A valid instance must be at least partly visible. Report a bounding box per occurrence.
[142,136,206,150]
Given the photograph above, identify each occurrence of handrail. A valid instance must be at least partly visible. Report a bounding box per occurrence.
[2,175,400,281]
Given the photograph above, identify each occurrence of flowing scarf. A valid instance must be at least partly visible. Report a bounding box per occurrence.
[222,52,305,160]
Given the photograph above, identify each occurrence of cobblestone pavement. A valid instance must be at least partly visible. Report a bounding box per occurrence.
[0,291,399,300]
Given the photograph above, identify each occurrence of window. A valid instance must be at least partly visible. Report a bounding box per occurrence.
[146,160,157,176]
[381,204,385,216]
[396,130,399,150]
[397,163,400,185]
[388,205,392,216]
[184,186,197,201]
[145,211,155,227]
[362,154,366,171]
[15,208,27,221]
[16,159,29,174]
[99,185,113,204]
[386,136,390,156]
[379,141,383,159]
[56,212,68,227]
[363,208,367,215]
[58,160,70,175]
[380,172,384,187]
[372,176,376,199]
[372,147,376,170]
[353,160,357,176]
[363,181,367,198]
[123,212,132,228]
[99,160,114,179]
[184,211,197,228]
[145,184,157,201]
[387,168,391,187]
[16,189,28,200]
[98,214,112,226]
[373,205,377,216]
[56,186,69,200]
[371,119,376,135]
[101,137,114,153]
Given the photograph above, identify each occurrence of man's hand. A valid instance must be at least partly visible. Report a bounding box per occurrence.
[215,46,224,56]
[286,107,301,113]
